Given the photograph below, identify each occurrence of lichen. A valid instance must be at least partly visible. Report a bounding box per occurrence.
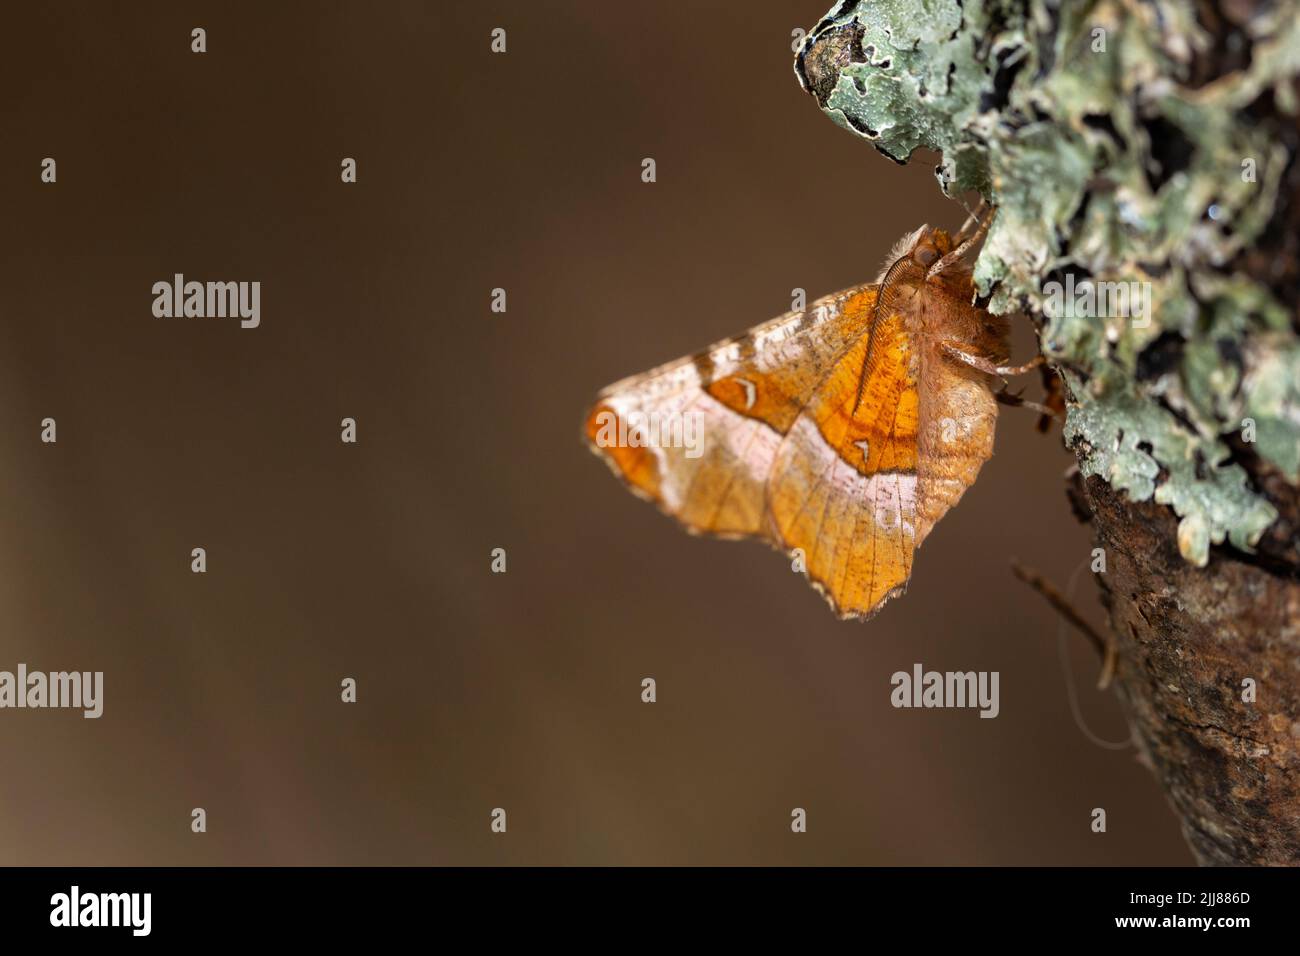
[796,0,1299,564]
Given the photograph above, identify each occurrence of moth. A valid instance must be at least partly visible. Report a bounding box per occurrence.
[584,214,1041,619]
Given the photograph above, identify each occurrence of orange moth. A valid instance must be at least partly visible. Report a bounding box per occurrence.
[585,215,1040,619]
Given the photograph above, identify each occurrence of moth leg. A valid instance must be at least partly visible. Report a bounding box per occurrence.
[929,206,993,279]
[1035,365,1067,432]
[994,384,1059,419]
[939,341,1044,377]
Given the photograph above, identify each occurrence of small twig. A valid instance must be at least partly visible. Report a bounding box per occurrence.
[1011,560,1117,689]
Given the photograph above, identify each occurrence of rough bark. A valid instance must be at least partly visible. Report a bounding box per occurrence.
[1075,474,1300,865]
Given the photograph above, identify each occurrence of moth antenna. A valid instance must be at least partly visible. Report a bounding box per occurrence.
[855,251,913,415]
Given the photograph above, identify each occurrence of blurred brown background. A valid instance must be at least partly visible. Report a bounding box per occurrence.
[0,1,1191,864]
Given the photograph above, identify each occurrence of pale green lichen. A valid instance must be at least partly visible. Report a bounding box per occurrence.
[797,0,1299,565]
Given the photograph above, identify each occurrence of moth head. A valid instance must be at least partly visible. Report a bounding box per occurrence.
[876,225,957,283]
[909,227,954,269]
